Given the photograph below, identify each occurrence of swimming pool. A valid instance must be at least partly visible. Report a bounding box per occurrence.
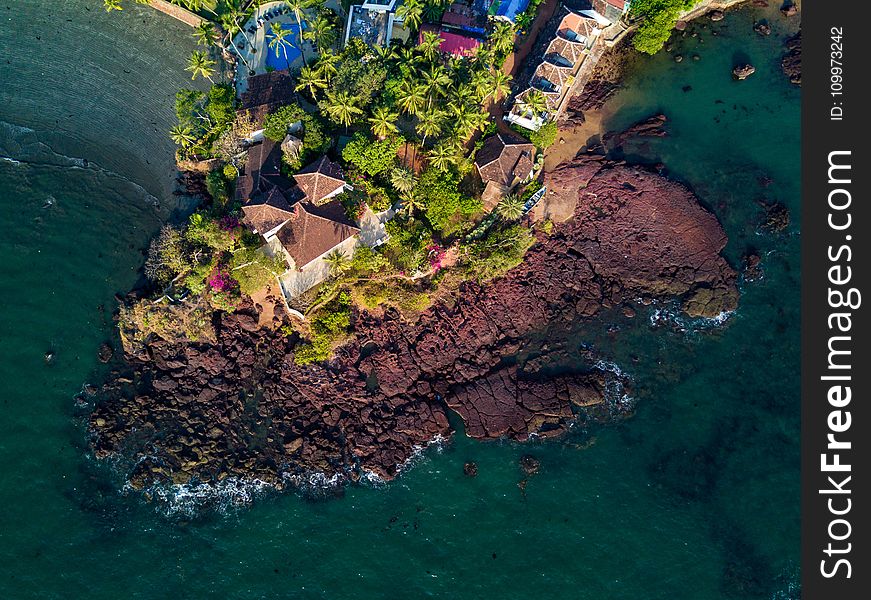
[264,22,303,71]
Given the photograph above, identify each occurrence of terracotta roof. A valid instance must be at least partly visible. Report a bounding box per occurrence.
[239,70,297,128]
[558,11,600,42]
[546,36,586,66]
[276,199,360,268]
[533,61,573,93]
[474,133,536,187]
[241,186,294,235]
[293,156,346,205]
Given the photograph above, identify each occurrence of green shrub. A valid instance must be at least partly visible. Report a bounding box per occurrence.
[185,213,240,252]
[295,291,354,365]
[629,0,698,55]
[529,120,557,150]
[416,168,482,235]
[341,133,401,177]
[223,164,239,179]
[229,247,287,296]
[461,224,535,281]
[263,105,305,142]
[383,219,433,273]
[205,169,230,207]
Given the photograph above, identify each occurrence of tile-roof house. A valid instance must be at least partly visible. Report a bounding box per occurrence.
[293,156,348,205]
[237,138,296,202]
[276,200,361,270]
[241,186,295,240]
[474,133,536,188]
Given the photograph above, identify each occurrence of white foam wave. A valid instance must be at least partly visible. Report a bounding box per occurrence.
[395,433,450,475]
[649,303,735,332]
[134,477,273,518]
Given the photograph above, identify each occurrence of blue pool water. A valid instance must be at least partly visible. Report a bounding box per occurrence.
[265,22,303,71]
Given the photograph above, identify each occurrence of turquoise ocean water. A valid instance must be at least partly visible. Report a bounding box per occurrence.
[0,2,799,598]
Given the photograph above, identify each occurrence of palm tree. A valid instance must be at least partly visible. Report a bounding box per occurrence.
[423,0,448,22]
[186,50,216,81]
[268,22,295,65]
[369,106,399,139]
[303,14,337,52]
[324,249,350,276]
[419,31,443,63]
[390,167,417,194]
[421,66,450,108]
[315,49,340,81]
[396,0,424,32]
[519,90,548,119]
[472,44,494,68]
[428,143,456,172]
[397,81,426,117]
[193,21,218,47]
[399,47,419,67]
[488,70,513,102]
[374,44,398,62]
[416,110,443,146]
[324,91,363,127]
[490,21,516,55]
[169,124,196,148]
[268,23,302,66]
[286,0,314,66]
[399,192,425,217]
[296,65,327,99]
[219,12,256,74]
[103,0,122,11]
[496,193,525,221]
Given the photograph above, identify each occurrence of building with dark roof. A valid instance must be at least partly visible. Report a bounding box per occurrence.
[276,200,361,269]
[475,133,536,188]
[238,70,297,130]
[237,138,295,202]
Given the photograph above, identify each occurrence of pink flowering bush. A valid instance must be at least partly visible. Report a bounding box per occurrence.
[427,244,445,272]
[207,266,242,312]
[218,214,242,232]
[207,267,235,292]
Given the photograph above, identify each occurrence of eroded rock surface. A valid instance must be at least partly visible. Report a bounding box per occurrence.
[90,156,738,492]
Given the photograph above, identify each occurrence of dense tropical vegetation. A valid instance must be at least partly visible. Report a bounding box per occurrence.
[629,0,701,54]
[115,0,551,362]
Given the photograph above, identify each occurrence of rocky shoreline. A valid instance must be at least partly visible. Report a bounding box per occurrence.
[89,152,738,493]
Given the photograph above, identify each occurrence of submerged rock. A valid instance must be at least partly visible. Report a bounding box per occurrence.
[98,342,113,364]
[758,201,790,233]
[753,21,772,35]
[743,253,764,282]
[781,31,801,85]
[463,462,478,477]
[520,455,541,476]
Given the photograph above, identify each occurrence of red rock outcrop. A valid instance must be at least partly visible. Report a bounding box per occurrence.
[90,156,738,492]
